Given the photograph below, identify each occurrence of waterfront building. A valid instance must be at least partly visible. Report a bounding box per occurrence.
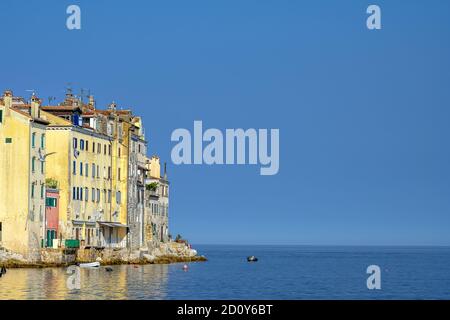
[128,117,148,249]
[144,156,170,248]
[1,87,170,258]
[0,91,49,260]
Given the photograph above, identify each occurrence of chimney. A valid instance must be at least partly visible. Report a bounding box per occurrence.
[30,94,41,119]
[3,90,13,116]
[88,95,96,109]
[164,162,167,179]
[108,101,117,111]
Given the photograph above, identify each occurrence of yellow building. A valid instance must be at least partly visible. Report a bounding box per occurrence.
[0,91,49,260]
[42,96,133,248]
[43,108,129,248]
[1,88,162,256]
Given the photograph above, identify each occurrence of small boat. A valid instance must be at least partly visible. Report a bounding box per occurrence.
[247,256,258,262]
[79,262,100,268]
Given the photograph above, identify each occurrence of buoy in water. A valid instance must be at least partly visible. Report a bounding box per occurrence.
[247,256,258,262]
[182,264,189,271]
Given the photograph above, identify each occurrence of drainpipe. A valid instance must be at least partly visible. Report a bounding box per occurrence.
[27,122,32,259]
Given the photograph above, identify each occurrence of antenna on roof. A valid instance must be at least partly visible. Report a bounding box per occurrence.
[25,89,37,103]
[80,88,90,103]
[26,89,36,96]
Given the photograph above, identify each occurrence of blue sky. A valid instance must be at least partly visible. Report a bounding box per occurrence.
[1,0,450,245]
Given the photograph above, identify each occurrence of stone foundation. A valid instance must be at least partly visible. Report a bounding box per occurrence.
[0,242,206,268]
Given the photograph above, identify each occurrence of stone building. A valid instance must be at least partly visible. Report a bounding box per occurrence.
[144,156,170,249]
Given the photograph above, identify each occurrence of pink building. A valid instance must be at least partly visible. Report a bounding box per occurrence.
[45,189,59,247]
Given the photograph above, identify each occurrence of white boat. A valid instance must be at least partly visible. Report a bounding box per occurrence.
[79,262,100,268]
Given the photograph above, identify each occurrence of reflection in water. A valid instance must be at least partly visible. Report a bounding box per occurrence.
[0,264,169,300]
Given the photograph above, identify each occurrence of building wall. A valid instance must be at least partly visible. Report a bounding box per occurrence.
[144,156,170,247]
[0,105,31,255]
[45,123,116,246]
[45,126,70,238]
[0,97,46,260]
[128,135,147,249]
[28,121,47,260]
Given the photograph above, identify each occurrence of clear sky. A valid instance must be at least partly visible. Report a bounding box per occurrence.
[1,0,450,245]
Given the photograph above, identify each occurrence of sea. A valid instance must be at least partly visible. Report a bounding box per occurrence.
[0,245,449,300]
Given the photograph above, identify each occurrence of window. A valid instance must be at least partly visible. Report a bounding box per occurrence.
[96,165,100,178]
[118,168,121,181]
[73,161,76,175]
[40,184,44,199]
[85,163,89,177]
[92,164,95,178]
[92,188,95,202]
[31,184,35,198]
[73,187,76,200]
[97,189,100,203]
[97,143,101,154]
[138,144,141,153]
[5,138,12,143]
[80,187,83,201]
[85,140,89,151]
[85,187,89,202]
[108,145,111,155]
[0,109,3,123]
[32,132,36,148]
[103,189,107,203]
[32,157,36,172]
[73,138,78,149]
[108,190,111,203]
[46,198,57,207]
[104,144,107,155]
[41,134,45,149]
[118,147,121,157]
[116,191,121,204]
[80,139,84,150]
[108,166,111,180]
[92,142,95,153]
[41,161,44,174]
[80,162,83,176]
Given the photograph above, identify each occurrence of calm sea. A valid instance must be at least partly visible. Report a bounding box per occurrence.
[0,245,449,300]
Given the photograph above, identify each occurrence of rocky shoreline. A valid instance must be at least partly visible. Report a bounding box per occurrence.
[0,242,207,269]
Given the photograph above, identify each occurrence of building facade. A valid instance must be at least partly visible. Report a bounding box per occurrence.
[0,88,171,259]
[144,156,170,249]
[0,91,49,260]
